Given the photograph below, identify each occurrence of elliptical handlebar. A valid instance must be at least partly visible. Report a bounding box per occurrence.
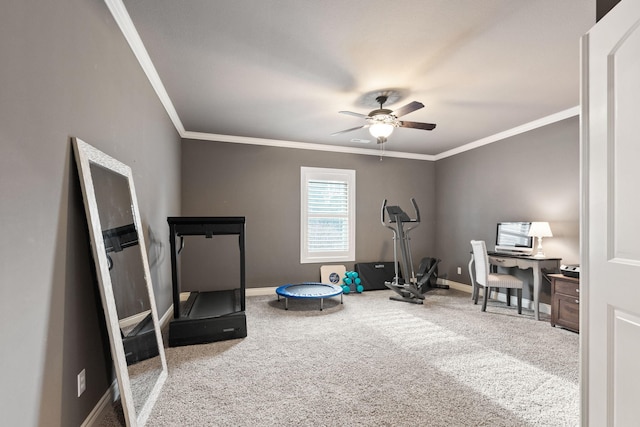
[382,199,420,224]
[380,199,398,239]
[404,198,420,234]
[410,197,420,224]
[381,198,421,234]
[381,199,396,232]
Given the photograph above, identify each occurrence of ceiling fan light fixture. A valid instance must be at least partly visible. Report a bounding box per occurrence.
[369,122,395,139]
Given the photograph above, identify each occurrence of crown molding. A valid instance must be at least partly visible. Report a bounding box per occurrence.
[104,0,185,134]
[181,131,437,161]
[433,106,580,160]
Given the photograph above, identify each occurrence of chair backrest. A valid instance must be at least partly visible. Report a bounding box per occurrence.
[470,240,490,286]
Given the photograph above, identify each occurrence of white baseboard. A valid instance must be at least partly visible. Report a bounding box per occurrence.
[81,380,118,427]
[246,287,278,296]
[179,288,279,298]
[441,279,472,293]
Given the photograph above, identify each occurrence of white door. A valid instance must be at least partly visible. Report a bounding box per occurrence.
[582,0,640,425]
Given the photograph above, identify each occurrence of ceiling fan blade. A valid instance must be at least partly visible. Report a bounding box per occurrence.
[339,110,368,118]
[392,101,424,118]
[398,120,436,131]
[331,125,367,136]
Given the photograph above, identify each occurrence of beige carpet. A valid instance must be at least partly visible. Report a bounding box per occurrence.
[100,288,579,426]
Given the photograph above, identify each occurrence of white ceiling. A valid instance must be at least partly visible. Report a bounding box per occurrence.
[119,0,595,159]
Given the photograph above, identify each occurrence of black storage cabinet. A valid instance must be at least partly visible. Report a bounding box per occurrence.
[168,217,247,347]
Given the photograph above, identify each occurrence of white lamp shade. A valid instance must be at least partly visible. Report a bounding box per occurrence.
[369,122,394,139]
[528,221,553,238]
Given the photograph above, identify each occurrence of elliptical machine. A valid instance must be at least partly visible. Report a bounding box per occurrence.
[381,198,448,304]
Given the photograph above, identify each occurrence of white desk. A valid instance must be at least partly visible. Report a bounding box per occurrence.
[468,253,561,321]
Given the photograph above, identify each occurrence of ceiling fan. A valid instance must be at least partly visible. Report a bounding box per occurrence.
[331,95,436,144]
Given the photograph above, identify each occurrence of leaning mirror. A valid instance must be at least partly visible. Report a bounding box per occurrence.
[73,137,167,426]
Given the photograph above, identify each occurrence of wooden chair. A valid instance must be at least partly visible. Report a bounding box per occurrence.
[470,240,524,313]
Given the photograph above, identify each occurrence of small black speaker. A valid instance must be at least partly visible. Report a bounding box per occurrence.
[355,262,400,291]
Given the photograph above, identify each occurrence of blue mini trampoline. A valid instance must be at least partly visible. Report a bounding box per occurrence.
[275,282,343,311]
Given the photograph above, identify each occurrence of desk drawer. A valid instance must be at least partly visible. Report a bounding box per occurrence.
[549,274,580,333]
[552,293,579,332]
[489,257,518,268]
[554,279,580,298]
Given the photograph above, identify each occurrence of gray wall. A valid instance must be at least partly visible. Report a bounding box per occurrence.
[181,140,436,287]
[0,1,180,426]
[435,116,580,303]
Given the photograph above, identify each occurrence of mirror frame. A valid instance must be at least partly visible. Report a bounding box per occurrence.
[72,137,167,426]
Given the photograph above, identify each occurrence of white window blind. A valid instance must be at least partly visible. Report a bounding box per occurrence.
[301,167,355,263]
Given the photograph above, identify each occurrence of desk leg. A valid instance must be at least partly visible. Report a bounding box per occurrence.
[532,267,541,321]
[532,260,560,321]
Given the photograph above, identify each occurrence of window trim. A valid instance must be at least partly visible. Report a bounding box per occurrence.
[300,166,356,264]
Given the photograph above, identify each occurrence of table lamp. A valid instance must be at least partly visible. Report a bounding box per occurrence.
[528,222,553,258]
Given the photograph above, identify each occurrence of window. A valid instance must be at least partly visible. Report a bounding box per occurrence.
[300,167,355,264]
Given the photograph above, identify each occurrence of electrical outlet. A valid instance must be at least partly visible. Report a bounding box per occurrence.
[457,267,462,275]
[77,369,86,397]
